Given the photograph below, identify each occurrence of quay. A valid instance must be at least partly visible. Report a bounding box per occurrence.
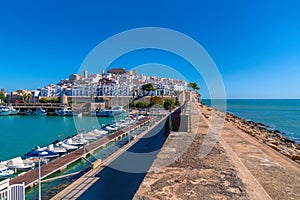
[9,117,152,188]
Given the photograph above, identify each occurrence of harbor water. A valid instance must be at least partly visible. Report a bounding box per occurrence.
[0,115,114,161]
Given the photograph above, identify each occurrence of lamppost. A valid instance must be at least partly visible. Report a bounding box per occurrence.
[128,99,131,143]
[38,151,48,200]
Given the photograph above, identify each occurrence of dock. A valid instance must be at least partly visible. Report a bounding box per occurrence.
[9,117,152,188]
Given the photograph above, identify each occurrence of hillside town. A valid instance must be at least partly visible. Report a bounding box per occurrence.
[1,68,186,104]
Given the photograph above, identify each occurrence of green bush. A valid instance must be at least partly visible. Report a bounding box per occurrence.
[39,97,59,103]
[136,101,149,108]
[163,98,175,109]
[129,102,136,108]
[39,98,49,103]
[50,97,59,103]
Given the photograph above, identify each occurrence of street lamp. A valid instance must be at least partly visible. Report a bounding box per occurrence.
[38,151,48,200]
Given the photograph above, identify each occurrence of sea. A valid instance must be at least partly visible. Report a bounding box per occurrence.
[201,99,300,144]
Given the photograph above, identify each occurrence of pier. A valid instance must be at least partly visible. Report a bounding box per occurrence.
[9,117,152,188]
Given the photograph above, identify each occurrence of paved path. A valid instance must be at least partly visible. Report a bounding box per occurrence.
[134,96,300,200]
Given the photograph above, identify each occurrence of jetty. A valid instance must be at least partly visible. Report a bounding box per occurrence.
[9,117,151,188]
[134,93,300,200]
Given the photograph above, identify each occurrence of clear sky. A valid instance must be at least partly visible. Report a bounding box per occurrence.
[0,0,300,99]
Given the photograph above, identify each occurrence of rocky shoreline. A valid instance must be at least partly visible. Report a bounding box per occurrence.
[200,104,300,165]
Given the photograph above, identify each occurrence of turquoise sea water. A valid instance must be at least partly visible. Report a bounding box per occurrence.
[202,99,300,143]
[0,115,114,161]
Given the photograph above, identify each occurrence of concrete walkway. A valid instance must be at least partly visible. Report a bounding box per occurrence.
[134,98,300,200]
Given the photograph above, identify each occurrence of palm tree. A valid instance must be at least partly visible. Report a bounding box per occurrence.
[27,93,32,103]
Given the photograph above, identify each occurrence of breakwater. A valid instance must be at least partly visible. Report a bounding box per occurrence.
[200,104,300,164]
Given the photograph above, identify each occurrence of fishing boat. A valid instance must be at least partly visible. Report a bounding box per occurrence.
[0,106,10,116]
[32,107,47,116]
[0,165,14,177]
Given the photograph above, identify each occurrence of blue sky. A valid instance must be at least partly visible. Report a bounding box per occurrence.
[0,0,300,98]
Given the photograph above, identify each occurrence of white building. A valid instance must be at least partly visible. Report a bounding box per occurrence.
[0,179,25,200]
[39,69,186,97]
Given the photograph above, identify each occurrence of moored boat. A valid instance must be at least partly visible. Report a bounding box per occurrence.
[46,144,67,154]
[104,125,119,131]
[8,105,19,115]
[0,165,14,177]
[55,107,74,116]
[6,156,35,171]
[32,107,47,116]
[24,109,33,115]
[24,148,59,158]
[54,141,78,151]
[96,105,127,117]
[0,106,10,116]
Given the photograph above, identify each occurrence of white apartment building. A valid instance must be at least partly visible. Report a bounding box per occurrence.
[0,179,25,200]
[39,70,186,97]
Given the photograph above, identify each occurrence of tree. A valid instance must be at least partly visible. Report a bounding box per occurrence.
[163,98,175,110]
[129,102,136,108]
[142,83,155,96]
[150,96,163,106]
[188,82,200,91]
[20,94,27,102]
[174,90,181,97]
[26,93,32,103]
[136,101,149,108]
[0,93,5,103]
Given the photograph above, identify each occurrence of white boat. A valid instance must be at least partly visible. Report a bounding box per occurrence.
[104,125,119,131]
[0,106,10,116]
[8,105,19,115]
[97,105,127,117]
[92,129,108,136]
[73,133,97,141]
[33,107,47,116]
[55,141,78,151]
[0,165,14,177]
[55,107,74,116]
[63,137,88,146]
[24,109,33,115]
[90,110,97,117]
[46,144,67,154]
[24,148,59,158]
[6,156,35,171]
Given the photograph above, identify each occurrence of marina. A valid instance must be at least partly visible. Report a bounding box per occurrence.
[0,108,167,198]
